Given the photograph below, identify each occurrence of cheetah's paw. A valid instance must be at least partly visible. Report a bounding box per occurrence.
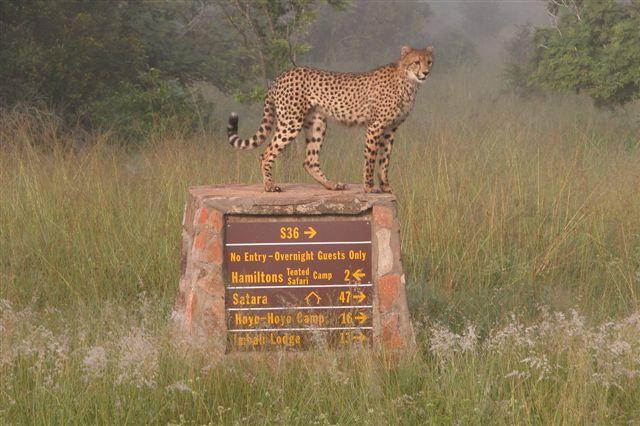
[265,185,282,192]
[332,182,348,191]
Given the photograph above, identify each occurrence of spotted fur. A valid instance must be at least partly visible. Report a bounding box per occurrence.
[228,45,433,193]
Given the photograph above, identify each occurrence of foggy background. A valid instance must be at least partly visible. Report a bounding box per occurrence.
[209,0,554,132]
[304,1,548,70]
[4,0,636,141]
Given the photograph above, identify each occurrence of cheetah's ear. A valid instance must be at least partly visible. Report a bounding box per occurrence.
[401,45,411,58]
[426,45,434,53]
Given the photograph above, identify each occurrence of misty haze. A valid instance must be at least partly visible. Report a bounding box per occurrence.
[1,1,639,424]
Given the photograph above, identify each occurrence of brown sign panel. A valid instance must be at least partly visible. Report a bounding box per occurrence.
[225,219,372,351]
[226,220,371,244]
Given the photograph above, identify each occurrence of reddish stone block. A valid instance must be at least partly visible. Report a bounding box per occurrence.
[381,314,404,350]
[197,271,225,298]
[183,196,196,235]
[194,231,207,250]
[373,204,394,228]
[203,237,223,264]
[201,297,225,332]
[185,292,196,330]
[207,210,223,233]
[197,208,210,226]
[180,231,192,276]
[378,274,401,312]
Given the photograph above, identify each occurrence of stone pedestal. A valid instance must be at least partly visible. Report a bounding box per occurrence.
[173,184,414,356]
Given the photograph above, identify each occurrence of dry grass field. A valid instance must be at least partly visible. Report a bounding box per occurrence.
[2,67,640,424]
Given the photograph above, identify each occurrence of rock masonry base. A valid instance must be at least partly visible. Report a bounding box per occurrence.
[173,184,414,358]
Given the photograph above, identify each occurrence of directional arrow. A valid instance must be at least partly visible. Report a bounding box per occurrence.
[353,291,366,303]
[353,333,367,343]
[352,269,365,282]
[304,291,321,305]
[355,311,368,324]
[303,226,317,239]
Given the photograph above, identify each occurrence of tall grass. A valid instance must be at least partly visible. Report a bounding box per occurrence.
[1,67,639,423]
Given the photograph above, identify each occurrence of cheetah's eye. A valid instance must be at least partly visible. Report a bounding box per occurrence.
[428,60,433,66]
[413,60,420,65]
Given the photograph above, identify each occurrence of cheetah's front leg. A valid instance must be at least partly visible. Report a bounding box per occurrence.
[363,122,385,193]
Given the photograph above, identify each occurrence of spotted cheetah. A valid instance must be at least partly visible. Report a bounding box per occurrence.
[227,45,433,193]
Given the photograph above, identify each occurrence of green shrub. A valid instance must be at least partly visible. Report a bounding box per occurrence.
[0,1,221,141]
[503,24,537,97]
[88,70,212,142]
[529,0,639,108]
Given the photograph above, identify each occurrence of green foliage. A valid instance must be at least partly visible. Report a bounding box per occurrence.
[0,1,232,139]
[218,0,346,102]
[0,0,345,131]
[88,70,212,141]
[0,1,147,112]
[308,2,433,69]
[503,24,537,97]
[307,2,479,72]
[529,0,640,107]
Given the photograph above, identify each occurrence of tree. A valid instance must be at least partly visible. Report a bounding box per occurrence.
[0,1,147,113]
[503,24,536,97]
[306,2,478,72]
[0,0,235,138]
[0,0,345,138]
[528,0,640,107]
[218,0,346,102]
[307,1,432,70]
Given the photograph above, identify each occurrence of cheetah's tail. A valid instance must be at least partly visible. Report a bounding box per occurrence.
[228,95,275,150]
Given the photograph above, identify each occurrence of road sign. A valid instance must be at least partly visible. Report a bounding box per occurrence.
[225,219,373,351]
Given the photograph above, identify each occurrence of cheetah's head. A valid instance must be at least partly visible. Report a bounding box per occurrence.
[400,45,434,84]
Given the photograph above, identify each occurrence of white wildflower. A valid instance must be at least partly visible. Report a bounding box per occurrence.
[115,326,158,388]
[429,323,478,359]
[82,346,108,380]
[608,340,632,357]
[165,380,192,393]
[459,325,478,353]
[428,323,459,359]
[521,353,552,381]
[505,370,530,379]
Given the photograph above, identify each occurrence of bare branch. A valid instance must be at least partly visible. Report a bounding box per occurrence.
[178,0,208,38]
[220,3,252,51]
[546,7,563,36]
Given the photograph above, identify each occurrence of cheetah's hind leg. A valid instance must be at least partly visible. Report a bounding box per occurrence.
[261,113,304,192]
[303,111,347,191]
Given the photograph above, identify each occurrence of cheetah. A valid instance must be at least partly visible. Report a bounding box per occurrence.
[227,45,433,193]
